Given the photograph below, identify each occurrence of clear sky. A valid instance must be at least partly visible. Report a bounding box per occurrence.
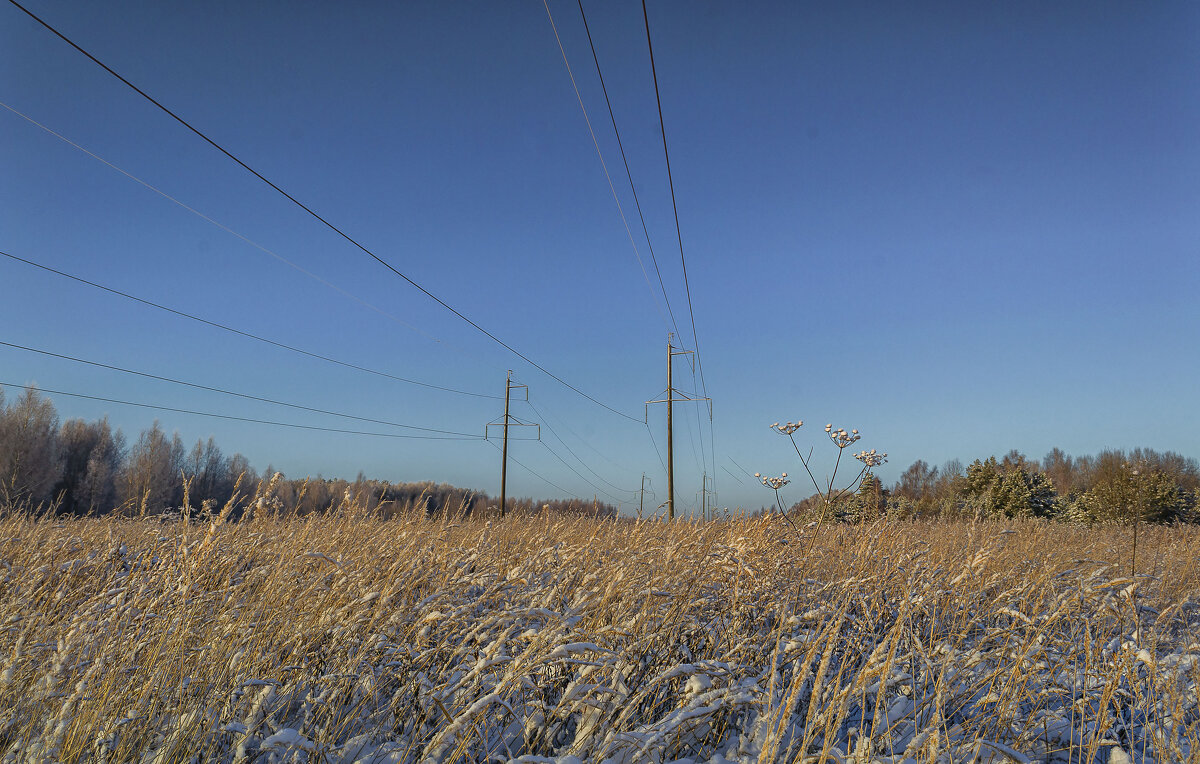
[2,1,1197,514]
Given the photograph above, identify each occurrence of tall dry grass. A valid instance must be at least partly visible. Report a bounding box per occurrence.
[0,501,1197,762]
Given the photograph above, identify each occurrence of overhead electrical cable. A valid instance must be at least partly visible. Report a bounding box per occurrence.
[547,0,700,477]
[0,382,479,441]
[575,0,682,342]
[0,250,499,399]
[0,340,481,437]
[525,400,636,497]
[644,421,668,476]
[640,0,705,379]
[641,0,717,484]
[537,441,632,506]
[8,1,639,423]
[0,99,448,349]
[485,439,572,496]
[679,404,704,477]
[705,402,718,491]
[720,465,745,485]
[541,0,675,337]
[526,397,634,473]
[728,456,756,480]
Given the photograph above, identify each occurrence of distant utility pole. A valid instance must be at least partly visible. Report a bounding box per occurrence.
[634,474,657,520]
[485,372,537,518]
[697,472,716,521]
[646,334,710,521]
[639,473,646,518]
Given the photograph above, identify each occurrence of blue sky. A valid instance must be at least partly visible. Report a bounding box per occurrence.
[2,1,1197,514]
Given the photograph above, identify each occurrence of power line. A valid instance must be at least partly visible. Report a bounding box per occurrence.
[526,396,633,473]
[547,2,716,487]
[0,250,499,399]
[690,371,713,493]
[541,0,677,337]
[9,0,639,423]
[575,0,682,342]
[0,382,480,441]
[728,456,756,480]
[0,340,479,437]
[641,0,717,487]
[679,401,705,477]
[525,399,636,498]
[644,420,668,476]
[0,99,449,349]
[538,440,633,506]
[543,0,706,492]
[720,465,745,485]
[486,439,572,496]
[640,0,703,370]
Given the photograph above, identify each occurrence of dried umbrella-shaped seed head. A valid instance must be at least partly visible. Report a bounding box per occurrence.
[828,425,862,448]
[757,473,790,490]
[855,449,888,467]
[771,420,803,435]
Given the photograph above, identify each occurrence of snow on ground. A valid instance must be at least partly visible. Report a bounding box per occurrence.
[0,513,1196,762]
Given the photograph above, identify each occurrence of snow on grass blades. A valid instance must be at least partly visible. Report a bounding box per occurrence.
[0,507,1197,762]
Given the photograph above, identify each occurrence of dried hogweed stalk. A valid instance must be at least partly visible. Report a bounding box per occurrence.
[760,418,886,535]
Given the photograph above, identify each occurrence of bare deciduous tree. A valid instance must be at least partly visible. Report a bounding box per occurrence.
[56,417,125,515]
[0,387,62,506]
[120,421,185,513]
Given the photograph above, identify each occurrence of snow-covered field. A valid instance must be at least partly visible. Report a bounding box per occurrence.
[0,509,1197,763]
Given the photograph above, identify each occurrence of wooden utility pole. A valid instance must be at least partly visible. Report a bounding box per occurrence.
[639,472,646,518]
[666,337,674,521]
[697,472,716,521]
[645,334,709,523]
[486,372,534,519]
[499,371,512,517]
[643,335,705,520]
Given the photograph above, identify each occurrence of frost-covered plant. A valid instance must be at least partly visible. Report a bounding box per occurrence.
[248,470,286,520]
[757,419,887,533]
[0,491,1197,763]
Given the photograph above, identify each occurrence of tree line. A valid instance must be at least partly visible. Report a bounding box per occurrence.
[6,385,1191,524]
[0,387,617,519]
[830,447,1200,524]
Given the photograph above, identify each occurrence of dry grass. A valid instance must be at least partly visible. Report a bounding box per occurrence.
[0,505,1198,763]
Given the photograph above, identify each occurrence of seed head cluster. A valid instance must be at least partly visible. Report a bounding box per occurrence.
[754,472,790,490]
[770,421,803,435]
[825,424,861,449]
[855,449,888,467]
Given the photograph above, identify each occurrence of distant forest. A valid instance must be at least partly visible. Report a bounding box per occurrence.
[799,447,1199,525]
[2,386,1196,524]
[0,386,617,519]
